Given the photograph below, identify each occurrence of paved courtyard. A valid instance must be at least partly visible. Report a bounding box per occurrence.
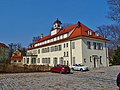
[0,66,120,90]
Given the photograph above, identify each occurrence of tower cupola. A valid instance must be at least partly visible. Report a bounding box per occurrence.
[51,19,62,36]
[53,18,62,29]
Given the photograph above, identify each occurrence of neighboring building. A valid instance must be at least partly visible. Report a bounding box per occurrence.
[0,43,9,61]
[23,19,109,68]
[11,50,23,64]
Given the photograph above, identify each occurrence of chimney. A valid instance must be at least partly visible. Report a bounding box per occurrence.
[41,34,44,38]
[77,21,81,28]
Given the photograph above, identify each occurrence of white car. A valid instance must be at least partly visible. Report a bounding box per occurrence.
[71,64,89,71]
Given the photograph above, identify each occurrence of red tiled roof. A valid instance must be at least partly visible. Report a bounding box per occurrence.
[0,43,9,48]
[28,22,109,50]
[11,56,23,60]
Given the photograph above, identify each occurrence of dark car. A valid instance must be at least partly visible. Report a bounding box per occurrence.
[117,73,120,90]
[51,64,70,74]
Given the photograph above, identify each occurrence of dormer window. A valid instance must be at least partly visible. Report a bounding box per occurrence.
[95,32,100,36]
[87,30,92,36]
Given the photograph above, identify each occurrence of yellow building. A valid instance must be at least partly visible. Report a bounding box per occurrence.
[11,50,23,64]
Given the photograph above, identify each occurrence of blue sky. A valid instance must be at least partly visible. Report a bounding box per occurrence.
[0,0,113,47]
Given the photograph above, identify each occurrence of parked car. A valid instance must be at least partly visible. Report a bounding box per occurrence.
[116,73,120,90]
[71,64,89,71]
[51,64,70,74]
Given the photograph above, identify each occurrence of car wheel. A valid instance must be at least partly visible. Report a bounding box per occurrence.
[71,68,74,71]
[80,68,83,72]
[51,69,53,73]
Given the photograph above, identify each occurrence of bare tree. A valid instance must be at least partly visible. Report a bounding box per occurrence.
[96,24,120,48]
[107,0,120,22]
[62,23,72,29]
[32,36,40,43]
[8,43,26,57]
[97,24,120,63]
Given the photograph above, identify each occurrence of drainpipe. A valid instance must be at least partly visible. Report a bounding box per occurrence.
[105,42,109,67]
[70,41,72,67]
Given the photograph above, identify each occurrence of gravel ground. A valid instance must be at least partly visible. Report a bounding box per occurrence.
[0,66,120,90]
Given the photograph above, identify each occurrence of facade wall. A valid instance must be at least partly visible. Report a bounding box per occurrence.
[24,38,109,68]
[70,38,83,65]
[11,60,23,64]
[81,38,109,68]
[25,41,71,66]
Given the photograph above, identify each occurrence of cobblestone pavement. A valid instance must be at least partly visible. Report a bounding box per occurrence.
[0,66,120,90]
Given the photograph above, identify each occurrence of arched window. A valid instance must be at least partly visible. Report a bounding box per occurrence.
[53,57,58,65]
[67,61,69,65]
[59,57,63,64]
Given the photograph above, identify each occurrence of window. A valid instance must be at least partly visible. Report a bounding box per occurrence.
[93,42,97,49]
[33,50,37,54]
[87,41,91,49]
[66,43,68,47]
[27,58,29,64]
[90,56,92,62]
[58,24,60,27]
[87,30,92,36]
[57,36,60,40]
[64,44,65,48]
[51,47,54,52]
[38,49,40,54]
[38,58,40,63]
[58,45,62,51]
[95,32,99,36]
[97,43,101,50]
[60,35,63,39]
[71,42,75,49]
[24,58,26,63]
[47,58,50,64]
[54,37,57,41]
[100,56,102,64]
[55,46,58,51]
[64,33,68,38]
[42,48,44,53]
[84,58,86,63]
[31,58,36,64]
[67,61,69,65]
[47,47,49,52]
[18,60,21,62]
[67,52,69,57]
[64,52,66,57]
[59,57,63,64]
[42,58,45,63]
[64,61,66,65]
[100,43,103,50]
[97,43,103,50]
[53,57,58,65]
[14,60,17,62]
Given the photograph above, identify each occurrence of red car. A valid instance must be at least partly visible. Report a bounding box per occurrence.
[51,64,70,74]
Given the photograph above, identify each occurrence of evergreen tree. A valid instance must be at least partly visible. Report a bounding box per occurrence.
[112,47,120,65]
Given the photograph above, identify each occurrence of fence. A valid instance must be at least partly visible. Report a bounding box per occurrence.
[0,64,51,73]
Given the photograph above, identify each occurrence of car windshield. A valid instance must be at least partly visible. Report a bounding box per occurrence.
[77,64,84,66]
